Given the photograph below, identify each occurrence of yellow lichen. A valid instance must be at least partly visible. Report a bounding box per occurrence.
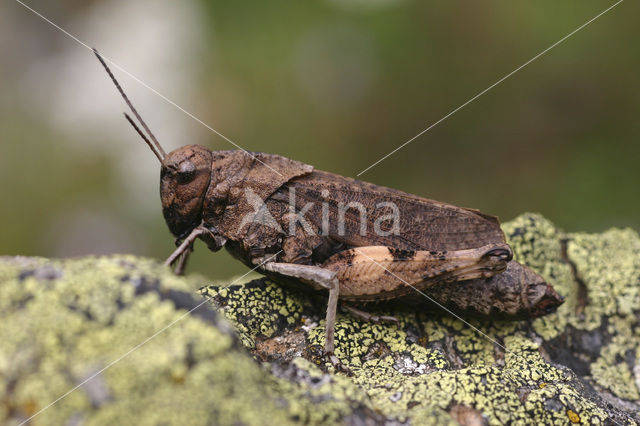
[567,409,580,423]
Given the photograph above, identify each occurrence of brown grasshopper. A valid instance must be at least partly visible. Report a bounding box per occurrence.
[94,50,563,370]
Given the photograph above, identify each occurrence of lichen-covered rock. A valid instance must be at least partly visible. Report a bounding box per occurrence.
[0,256,300,425]
[201,213,640,425]
[1,213,639,425]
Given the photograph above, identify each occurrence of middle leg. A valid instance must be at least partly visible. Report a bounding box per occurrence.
[262,262,348,373]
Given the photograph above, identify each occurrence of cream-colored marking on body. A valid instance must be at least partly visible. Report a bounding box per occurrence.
[321,244,509,298]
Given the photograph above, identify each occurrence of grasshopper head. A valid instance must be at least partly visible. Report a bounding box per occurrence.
[92,50,213,239]
[160,145,213,237]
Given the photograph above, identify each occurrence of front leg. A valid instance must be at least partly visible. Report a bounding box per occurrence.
[164,225,226,274]
[262,262,348,374]
[173,245,192,276]
[164,227,206,268]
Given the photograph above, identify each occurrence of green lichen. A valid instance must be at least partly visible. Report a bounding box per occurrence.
[0,256,295,426]
[501,213,576,340]
[2,212,640,424]
[591,334,639,401]
[565,228,640,402]
[202,213,640,424]
[201,280,309,348]
[566,228,640,330]
[205,276,622,424]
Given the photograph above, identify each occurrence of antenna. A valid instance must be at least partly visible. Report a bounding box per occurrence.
[124,113,164,163]
[93,48,167,161]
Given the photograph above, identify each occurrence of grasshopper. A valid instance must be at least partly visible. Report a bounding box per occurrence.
[94,50,563,371]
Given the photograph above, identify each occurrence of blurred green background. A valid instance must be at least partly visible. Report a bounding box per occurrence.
[1,0,638,279]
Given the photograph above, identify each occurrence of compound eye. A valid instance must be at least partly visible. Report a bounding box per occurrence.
[177,161,196,184]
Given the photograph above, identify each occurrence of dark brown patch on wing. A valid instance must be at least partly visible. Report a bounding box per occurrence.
[388,247,416,261]
[331,249,356,266]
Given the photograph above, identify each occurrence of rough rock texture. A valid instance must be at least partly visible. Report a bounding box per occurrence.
[0,256,296,425]
[1,213,640,425]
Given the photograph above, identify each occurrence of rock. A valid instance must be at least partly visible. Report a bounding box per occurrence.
[0,256,297,425]
[1,213,639,425]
